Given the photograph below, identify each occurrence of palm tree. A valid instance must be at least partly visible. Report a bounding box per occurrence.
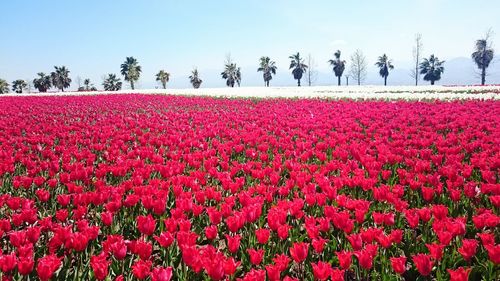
[120,57,142,89]
[257,56,277,87]
[50,66,72,91]
[419,55,445,85]
[156,70,170,89]
[472,35,494,85]
[221,59,241,87]
[12,79,28,93]
[80,79,97,91]
[328,50,346,86]
[33,73,52,92]
[289,52,308,87]
[0,79,9,94]
[84,79,91,90]
[189,68,202,89]
[375,54,394,86]
[102,74,123,91]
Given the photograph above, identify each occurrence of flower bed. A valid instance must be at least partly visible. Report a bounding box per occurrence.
[0,95,498,280]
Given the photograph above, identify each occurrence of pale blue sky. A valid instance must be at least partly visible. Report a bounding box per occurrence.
[1,0,499,88]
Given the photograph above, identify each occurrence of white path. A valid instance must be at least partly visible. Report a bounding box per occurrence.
[1,85,499,101]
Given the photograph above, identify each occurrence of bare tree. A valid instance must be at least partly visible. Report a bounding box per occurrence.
[306,53,318,86]
[349,49,367,85]
[26,78,32,93]
[410,33,423,86]
[76,76,82,88]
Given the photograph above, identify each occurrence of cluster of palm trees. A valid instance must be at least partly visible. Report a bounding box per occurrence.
[0,66,73,94]
[0,34,495,94]
[250,51,444,87]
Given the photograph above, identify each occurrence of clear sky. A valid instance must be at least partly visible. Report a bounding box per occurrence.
[1,0,499,89]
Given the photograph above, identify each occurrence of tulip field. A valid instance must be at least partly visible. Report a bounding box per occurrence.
[0,93,499,281]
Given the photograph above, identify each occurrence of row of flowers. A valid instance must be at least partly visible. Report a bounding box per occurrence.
[0,95,498,280]
[2,85,499,100]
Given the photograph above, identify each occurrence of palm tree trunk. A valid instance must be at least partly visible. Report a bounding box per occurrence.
[298,79,301,87]
[162,82,166,89]
[481,66,486,85]
[384,76,387,86]
[431,80,435,85]
[131,81,135,90]
[338,76,341,86]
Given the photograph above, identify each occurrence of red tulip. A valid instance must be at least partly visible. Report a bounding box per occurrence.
[154,231,174,248]
[137,214,156,236]
[336,251,352,269]
[412,254,433,276]
[484,244,500,264]
[205,225,218,240]
[247,248,264,265]
[17,257,34,275]
[347,233,363,251]
[224,257,240,276]
[150,266,173,281]
[0,253,17,273]
[390,256,406,274]
[26,226,41,244]
[35,189,50,202]
[354,249,374,270]
[290,242,309,263]
[90,253,110,280]
[266,264,282,281]
[432,204,449,220]
[226,234,241,254]
[135,240,153,260]
[311,238,327,254]
[478,232,495,246]
[132,260,152,280]
[255,228,270,244]
[447,267,471,281]
[36,254,61,281]
[330,268,345,281]
[458,239,478,262]
[426,243,445,261]
[273,253,290,271]
[101,211,113,226]
[277,224,291,240]
[312,261,331,280]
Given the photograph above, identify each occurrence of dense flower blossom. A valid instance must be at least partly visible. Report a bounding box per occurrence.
[0,95,497,279]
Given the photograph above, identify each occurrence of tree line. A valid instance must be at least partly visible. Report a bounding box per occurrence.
[0,32,495,94]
